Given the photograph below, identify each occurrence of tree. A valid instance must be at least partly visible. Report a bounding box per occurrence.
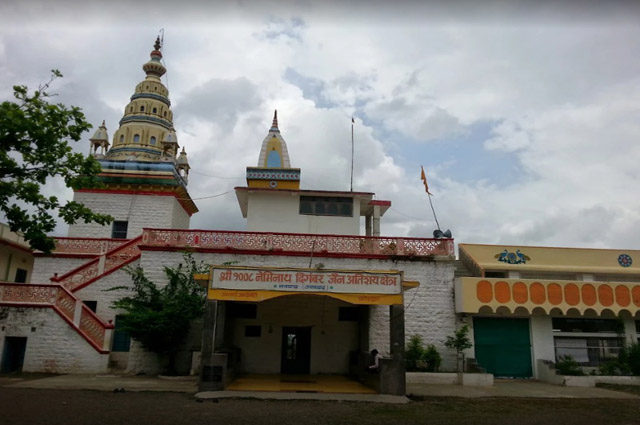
[0,70,112,253]
[111,253,209,375]
[445,324,473,372]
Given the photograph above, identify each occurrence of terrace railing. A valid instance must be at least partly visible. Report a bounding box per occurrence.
[141,229,454,258]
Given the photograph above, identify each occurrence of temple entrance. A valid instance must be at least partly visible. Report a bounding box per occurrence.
[281,326,311,374]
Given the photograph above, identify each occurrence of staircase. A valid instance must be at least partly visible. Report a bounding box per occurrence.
[50,236,143,292]
[0,282,114,353]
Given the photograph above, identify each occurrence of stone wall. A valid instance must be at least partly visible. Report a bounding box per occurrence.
[0,306,109,373]
[31,257,88,285]
[68,192,190,238]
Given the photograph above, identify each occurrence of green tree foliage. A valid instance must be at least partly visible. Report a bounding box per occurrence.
[111,254,209,374]
[0,70,112,253]
[406,335,442,372]
[445,324,473,372]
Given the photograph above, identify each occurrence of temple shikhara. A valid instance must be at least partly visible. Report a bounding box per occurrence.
[1,38,640,394]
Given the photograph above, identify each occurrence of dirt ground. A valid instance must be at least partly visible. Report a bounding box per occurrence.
[2,387,640,425]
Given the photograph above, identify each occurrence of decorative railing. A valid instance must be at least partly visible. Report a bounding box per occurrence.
[141,229,454,257]
[51,236,143,292]
[0,282,114,353]
[51,237,129,256]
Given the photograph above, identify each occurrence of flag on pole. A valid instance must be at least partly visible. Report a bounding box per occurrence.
[352,117,355,124]
[421,166,433,195]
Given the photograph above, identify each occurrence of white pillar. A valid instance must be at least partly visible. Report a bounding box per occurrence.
[372,205,381,237]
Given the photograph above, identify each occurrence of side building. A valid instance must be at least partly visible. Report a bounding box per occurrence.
[455,243,640,378]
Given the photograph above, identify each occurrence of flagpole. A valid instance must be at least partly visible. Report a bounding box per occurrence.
[350,117,354,192]
[421,165,441,231]
[428,194,441,231]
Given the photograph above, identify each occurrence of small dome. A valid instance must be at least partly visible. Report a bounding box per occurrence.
[90,120,109,142]
[177,147,189,166]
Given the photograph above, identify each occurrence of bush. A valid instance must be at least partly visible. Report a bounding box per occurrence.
[422,344,442,372]
[555,355,584,376]
[406,335,441,372]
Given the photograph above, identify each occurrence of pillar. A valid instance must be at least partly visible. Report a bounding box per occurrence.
[380,304,406,395]
[199,300,227,391]
[372,205,381,237]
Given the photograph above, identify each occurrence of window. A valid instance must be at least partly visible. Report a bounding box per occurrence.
[83,301,97,313]
[133,134,140,143]
[140,105,145,112]
[553,318,623,367]
[119,135,124,144]
[111,221,128,239]
[14,268,28,283]
[152,107,157,114]
[245,326,261,337]
[112,315,131,352]
[150,136,156,145]
[299,196,353,217]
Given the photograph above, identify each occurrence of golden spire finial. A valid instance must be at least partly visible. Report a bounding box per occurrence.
[271,109,279,131]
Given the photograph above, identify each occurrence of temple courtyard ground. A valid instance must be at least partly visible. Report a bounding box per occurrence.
[2,375,640,425]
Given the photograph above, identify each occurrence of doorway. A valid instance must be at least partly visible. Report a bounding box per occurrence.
[1,337,27,373]
[281,327,311,374]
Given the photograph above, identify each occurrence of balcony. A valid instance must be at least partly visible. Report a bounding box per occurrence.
[141,228,454,259]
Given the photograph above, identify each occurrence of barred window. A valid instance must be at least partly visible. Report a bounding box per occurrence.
[299,196,353,217]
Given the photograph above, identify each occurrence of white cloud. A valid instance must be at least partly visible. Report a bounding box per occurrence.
[2,3,640,250]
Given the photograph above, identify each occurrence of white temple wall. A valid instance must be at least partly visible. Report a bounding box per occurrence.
[246,192,361,235]
[0,306,109,373]
[68,192,188,238]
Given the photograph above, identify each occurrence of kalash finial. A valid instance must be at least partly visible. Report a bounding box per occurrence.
[270,109,279,131]
[154,36,162,52]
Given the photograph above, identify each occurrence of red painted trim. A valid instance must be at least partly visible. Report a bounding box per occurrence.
[51,235,142,287]
[54,237,130,242]
[34,253,98,259]
[369,200,391,206]
[50,258,99,282]
[70,254,141,292]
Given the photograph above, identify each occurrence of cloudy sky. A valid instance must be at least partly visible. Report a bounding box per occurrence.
[2,0,640,250]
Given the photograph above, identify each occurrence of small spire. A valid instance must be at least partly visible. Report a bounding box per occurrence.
[101,120,106,127]
[270,109,279,132]
[154,36,161,52]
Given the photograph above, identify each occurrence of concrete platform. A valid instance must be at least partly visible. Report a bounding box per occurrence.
[196,390,409,403]
[3,374,639,400]
[407,378,640,399]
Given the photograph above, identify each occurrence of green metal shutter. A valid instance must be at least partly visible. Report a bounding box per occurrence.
[473,317,533,378]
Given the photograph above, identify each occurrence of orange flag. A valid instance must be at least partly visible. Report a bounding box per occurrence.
[421,166,433,195]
